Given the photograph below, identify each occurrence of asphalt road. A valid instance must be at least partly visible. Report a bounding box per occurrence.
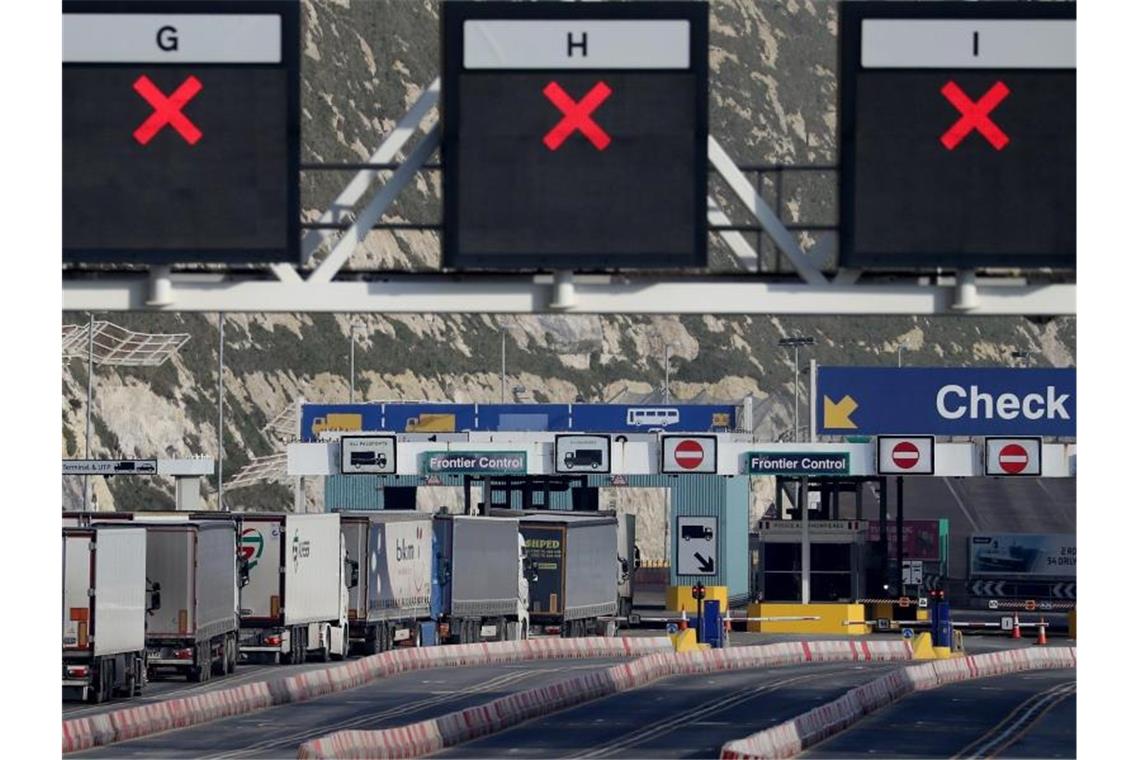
[62,658,358,720]
[72,657,625,759]
[434,661,901,759]
[803,668,1076,759]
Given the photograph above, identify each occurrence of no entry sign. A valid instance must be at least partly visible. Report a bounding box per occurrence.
[876,435,935,475]
[984,437,1042,477]
[661,435,717,474]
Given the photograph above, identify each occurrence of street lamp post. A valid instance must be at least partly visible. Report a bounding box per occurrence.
[664,345,671,404]
[778,337,815,442]
[501,328,507,403]
[349,322,363,403]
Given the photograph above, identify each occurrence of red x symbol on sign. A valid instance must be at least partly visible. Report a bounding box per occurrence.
[133,75,203,146]
[940,80,1010,151]
[543,81,612,151]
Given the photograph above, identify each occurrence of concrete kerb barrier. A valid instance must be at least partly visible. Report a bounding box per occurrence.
[296,640,917,759]
[719,646,1077,759]
[61,636,671,755]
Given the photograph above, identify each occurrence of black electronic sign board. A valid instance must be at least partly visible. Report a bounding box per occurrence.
[442,1,708,270]
[63,0,300,264]
[839,2,1075,270]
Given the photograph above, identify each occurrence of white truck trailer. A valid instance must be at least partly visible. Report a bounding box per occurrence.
[341,511,435,652]
[238,513,349,663]
[62,525,150,702]
[141,520,241,681]
[435,514,532,644]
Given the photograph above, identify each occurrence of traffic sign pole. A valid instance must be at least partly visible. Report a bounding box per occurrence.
[800,476,810,603]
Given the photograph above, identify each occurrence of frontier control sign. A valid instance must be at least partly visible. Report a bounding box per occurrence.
[421,451,527,475]
[747,452,850,477]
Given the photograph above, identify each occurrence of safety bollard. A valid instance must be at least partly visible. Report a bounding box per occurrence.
[678,609,688,631]
[1012,612,1021,640]
[1035,617,1048,646]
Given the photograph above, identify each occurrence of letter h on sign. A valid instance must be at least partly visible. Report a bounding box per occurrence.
[567,31,587,57]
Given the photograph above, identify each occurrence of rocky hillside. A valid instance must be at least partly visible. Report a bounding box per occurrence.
[62,2,1076,557]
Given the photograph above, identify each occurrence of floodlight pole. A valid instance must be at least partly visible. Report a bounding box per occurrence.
[84,313,94,512]
[217,312,226,511]
[664,346,671,405]
[349,323,358,404]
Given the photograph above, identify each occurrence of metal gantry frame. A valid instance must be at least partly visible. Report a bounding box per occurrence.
[61,77,1075,316]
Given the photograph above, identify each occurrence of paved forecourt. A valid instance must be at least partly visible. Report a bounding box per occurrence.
[433,660,903,759]
[72,658,624,759]
[802,668,1076,758]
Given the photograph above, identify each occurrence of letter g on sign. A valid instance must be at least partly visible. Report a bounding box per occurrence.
[157,25,179,52]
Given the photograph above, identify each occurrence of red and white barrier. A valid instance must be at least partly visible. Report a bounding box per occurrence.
[296,640,917,759]
[719,646,1077,759]
[61,636,671,754]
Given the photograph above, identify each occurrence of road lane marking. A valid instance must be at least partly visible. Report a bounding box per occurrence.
[952,680,1075,759]
[571,668,851,758]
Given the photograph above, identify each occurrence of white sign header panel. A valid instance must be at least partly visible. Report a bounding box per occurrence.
[63,14,283,63]
[463,20,690,70]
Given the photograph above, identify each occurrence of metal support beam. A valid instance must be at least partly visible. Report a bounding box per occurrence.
[708,137,827,285]
[309,125,442,283]
[301,79,441,263]
[62,275,1076,315]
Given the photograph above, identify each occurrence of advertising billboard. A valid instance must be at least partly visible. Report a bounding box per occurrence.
[969,533,1075,578]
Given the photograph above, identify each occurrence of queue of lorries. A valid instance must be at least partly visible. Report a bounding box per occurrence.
[62,509,637,704]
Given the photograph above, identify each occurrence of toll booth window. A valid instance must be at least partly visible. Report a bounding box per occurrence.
[810,544,852,572]
[766,543,801,570]
[762,572,801,602]
[811,573,853,602]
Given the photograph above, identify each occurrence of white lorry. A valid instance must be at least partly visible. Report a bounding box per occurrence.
[341,512,435,653]
[62,525,151,702]
[140,520,241,682]
[434,514,532,643]
[238,513,350,664]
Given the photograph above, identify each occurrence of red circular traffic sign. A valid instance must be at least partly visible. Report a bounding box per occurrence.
[674,439,705,470]
[999,443,1029,474]
[892,441,920,470]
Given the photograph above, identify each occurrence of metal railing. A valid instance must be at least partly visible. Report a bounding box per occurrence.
[299,161,839,274]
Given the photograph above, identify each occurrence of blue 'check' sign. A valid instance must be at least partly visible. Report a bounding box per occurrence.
[816,367,1075,437]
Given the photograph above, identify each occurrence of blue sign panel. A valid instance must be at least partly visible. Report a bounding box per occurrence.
[476,404,572,431]
[299,402,736,440]
[382,403,477,434]
[299,403,383,441]
[816,367,1075,437]
[570,404,735,433]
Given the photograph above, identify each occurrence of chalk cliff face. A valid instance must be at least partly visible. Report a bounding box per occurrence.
[62,2,1075,559]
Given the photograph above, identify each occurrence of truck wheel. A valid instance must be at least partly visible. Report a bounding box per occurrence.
[369,626,383,655]
[89,666,106,704]
[212,638,226,676]
[225,636,237,674]
[134,657,146,696]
